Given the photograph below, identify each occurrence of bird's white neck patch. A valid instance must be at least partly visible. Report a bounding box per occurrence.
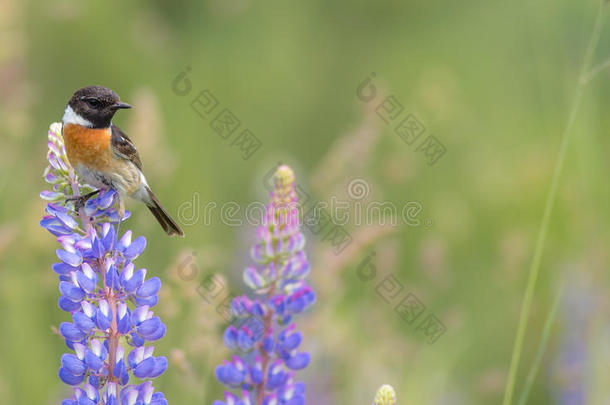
[62,105,93,127]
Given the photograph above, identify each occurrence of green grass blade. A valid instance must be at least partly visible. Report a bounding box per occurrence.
[501,3,606,404]
[516,282,565,405]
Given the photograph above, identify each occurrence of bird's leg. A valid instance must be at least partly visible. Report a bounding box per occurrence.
[66,189,100,212]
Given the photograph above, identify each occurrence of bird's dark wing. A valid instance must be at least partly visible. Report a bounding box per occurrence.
[110,124,143,171]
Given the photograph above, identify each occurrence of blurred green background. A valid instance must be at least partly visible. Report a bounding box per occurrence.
[1,0,610,403]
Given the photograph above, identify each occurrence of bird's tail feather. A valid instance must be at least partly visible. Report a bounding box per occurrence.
[144,186,184,237]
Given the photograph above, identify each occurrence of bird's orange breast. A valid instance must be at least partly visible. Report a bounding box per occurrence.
[63,123,113,170]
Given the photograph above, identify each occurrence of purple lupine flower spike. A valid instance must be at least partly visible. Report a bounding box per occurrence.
[41,123,168,405]
[214,165,314,405]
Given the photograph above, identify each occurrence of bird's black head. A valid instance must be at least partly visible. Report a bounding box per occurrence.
[65,86,131,128]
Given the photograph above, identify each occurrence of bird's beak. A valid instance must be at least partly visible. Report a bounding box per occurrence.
[111,101,132,110]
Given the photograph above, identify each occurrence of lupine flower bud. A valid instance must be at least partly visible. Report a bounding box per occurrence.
[41,123,168,405]
[213,165,314,405]
[373,384,397,405]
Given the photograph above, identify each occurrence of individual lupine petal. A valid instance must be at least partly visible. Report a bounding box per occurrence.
[88,375,100,389]
[284,352,310,370]
[240,390,253,405]
[137,381,155,404]
[279,382,305,401]
[121,264,145,293]
[123,235,146,259]
[266,360,287,389]
[85,350,103,371]
[264,239,274,258]
[150,391,169,405]
[278,382,305,405]
[113,347,130,385]
[60,322,87,342]
[130,331,146,347]
[81,301,96,318]
[137,277,161,297]
[215,358,246,388]
[127,346,147,368]
[284,251,309,279]
[270,295,286,316]
[59,280,85,302]
[116,230,132,251]
[131,305,152,325]
[59,366,85,385]
[223,325,239,350]
[104,382,120,405]
[101,223,116,252]
[287,232,305,253]
[40,190,63,201]
[135,294,159,308]
[145,322,166,341]
[237,327,254,351]
[231,295,253,317]
[137,316,165,340]
[74,237,92,251]
[120,385,138,405]
[215,363,243,387]
[244,266,266,291]
[137,316,161,335]
[40,216,72,235]
[57,249,83,267]
[104,260,120,289]
[277,324,301,351]
[89,235,105,259]
[53,261,77,277]
[47,150,65,171]
[83,200,97,218]
[63,219,80,241]
[80,383,100,405]
[76,263,98,293]
[96,190,116,210]
[96,300,112,330]
[133,357,156,378]
[263,332,274,353]
[85,339,108,371]
[54,210,79,230]
[249,356,264,384]
[116,302,131,334]
[59,296,81,312]
[250,243,265,263]
[149,356,168,378]
[44,169,60,184]
[251,300,265,317]
[114,358,129,384]
[286,286,315,314]
[48,139,64,158]
[61,353,87,375]
[73,311,95,333]
[373,384,397,405]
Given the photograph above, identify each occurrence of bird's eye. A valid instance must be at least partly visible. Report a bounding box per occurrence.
[86,98,100,108]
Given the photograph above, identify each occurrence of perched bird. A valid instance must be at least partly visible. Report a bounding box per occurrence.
[61,85,184,237]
